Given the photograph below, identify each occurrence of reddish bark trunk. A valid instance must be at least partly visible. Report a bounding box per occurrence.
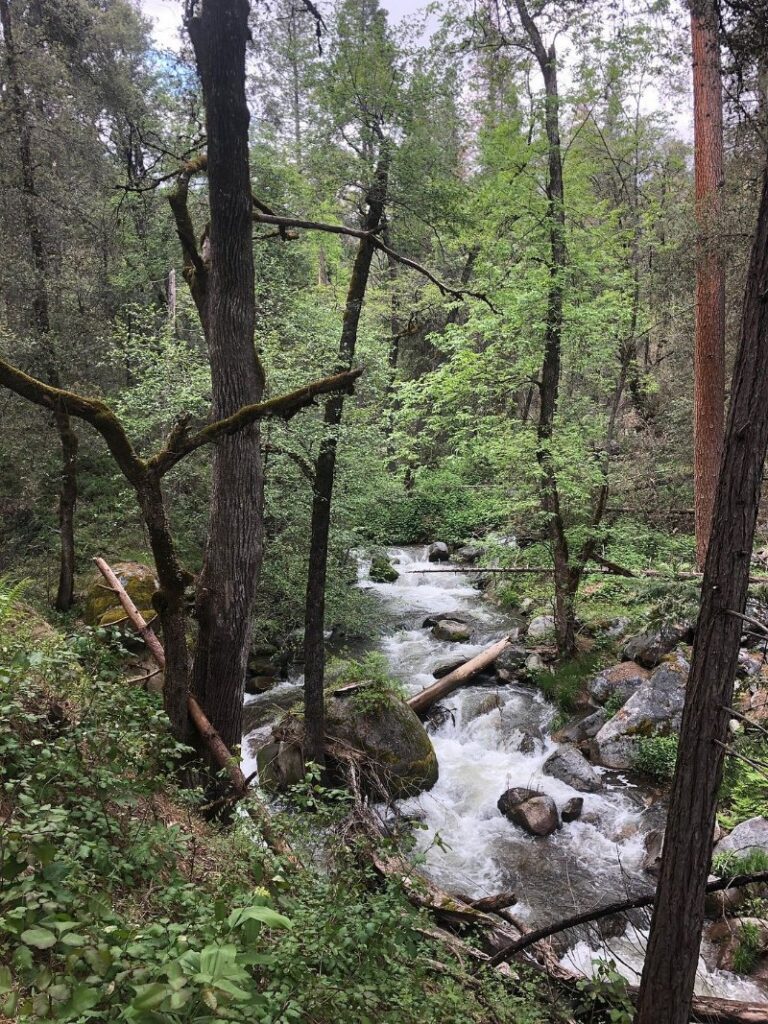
[691,0,726,569]
[634,156,768,1024]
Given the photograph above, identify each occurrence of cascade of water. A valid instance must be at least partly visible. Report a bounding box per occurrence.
[241,544,767,1002]
[365,546,767,1004]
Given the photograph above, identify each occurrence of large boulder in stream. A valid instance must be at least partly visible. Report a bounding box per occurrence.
[84,561,159,628]
[326,689,438,799]
[369,556,399,583]
[428,542,450,563]
[497,788,560,837]
[542,745,603,793]
[592,655,689,769]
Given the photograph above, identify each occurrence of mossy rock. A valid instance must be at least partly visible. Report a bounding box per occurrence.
[84,561,159,629]
[369,556,399,584]
[327,688,438,799]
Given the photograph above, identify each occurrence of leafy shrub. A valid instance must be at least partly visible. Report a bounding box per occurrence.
[633,735,678,783]
[711,849,768,879]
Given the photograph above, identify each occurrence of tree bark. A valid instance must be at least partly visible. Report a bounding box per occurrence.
[0,0,78,611]
[633,157,768,1024]
[514,0,574,658]
[303,152,390,766]
[187,0,265,753]
[691,0,726,569]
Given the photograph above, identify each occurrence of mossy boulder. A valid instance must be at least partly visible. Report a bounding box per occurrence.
[84,561,159,629]
[369,556,399,584]
[327,689,438,799]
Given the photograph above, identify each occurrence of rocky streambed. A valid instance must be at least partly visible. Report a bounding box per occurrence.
[242,544,768,1003]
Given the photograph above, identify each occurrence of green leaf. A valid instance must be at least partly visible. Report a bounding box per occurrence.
[21,926,57,949]
[130,982,169,1011]
[0,966,12,994]
[227,905,291,931]
[62,985,101,1017]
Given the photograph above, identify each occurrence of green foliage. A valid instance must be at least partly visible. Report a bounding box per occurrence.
[603,692,626,717]
[718,737,768,828]
[326,654,406,713]
[575,960,634,1024]
[633,735,679,783]
[532,650,608,714]
[711,849,768,879]
[732,921,763,975]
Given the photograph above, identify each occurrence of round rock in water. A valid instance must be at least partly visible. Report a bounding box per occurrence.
[561,797,584,823]
[497,788,560,836]
[431,619,472,643]
[428,542,450,563]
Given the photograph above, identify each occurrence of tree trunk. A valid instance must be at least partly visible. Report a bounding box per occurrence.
[691,0,726,569]
[188,0,265,753]
[515,1,574,658]
[0,0,78,612]
[633,157,768,1024]
[303,153,389,766]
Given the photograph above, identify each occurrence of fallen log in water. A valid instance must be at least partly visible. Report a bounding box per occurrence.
[407,636,512,717]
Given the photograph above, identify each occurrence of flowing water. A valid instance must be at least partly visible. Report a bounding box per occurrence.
[242,544,768,1003]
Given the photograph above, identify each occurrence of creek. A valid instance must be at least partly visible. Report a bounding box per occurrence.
[242,544,767,1003]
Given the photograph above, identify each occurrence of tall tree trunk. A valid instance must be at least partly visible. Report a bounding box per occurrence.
[634,157,768,1024]
[691,0,726,569]
[303,153,389,766]
[188,0,265,752]
[515,0,574,658]
[0,0,77,611]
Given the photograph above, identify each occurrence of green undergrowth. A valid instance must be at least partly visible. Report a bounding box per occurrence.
[0,582,558,1024]
[632,735,679,783]
[531,649,611,715]
[718,736,768,829]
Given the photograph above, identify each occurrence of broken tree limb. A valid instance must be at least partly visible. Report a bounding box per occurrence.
[407,636,512,717]
[92,557,297,862]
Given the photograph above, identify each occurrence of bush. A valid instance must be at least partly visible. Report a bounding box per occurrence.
[633,735,678,783]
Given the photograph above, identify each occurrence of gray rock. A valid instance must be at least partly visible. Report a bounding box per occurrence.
[622,623,693,668]
[519,598,535,614]
[327,690,439,799]
[528,615,555,638]
[495,646,528,682]
[603,617,631,639]
[562,797,584,823]
[463,691,507,724]
[554,708,609,745]
[525,653,547,675]
[592,656,689,769]
[422,611,473,628]
[542,746,603,793]
[588,662,650,706]
[455,545,482,564]
[432,656,468,678]
[497,787,539,814]
[428,542,450,563]
[432,619,472,643]
[738,648,766,678]
[714,817,768,861]
[642,829,665,876]
[498,789,560,836]
[257,741,305,792]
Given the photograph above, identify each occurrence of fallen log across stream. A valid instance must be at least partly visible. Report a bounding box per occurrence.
[93,556,297,863]
[407,636,512,717]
